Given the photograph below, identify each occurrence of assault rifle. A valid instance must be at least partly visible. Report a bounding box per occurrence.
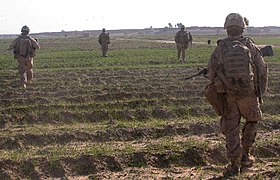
[185,68,208,80]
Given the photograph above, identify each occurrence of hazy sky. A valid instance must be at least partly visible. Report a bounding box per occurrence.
[1,0,279,34]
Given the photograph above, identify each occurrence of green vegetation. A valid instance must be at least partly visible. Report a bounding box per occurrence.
[0,35,279,178]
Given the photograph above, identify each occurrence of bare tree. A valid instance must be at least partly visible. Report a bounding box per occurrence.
[176,23,183,29]
[168,23,173,28]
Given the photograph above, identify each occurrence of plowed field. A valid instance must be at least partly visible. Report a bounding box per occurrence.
[0,36,279,179]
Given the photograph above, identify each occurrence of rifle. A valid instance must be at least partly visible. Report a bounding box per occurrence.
[185,68,208,80]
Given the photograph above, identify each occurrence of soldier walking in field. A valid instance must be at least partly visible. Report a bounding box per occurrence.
[98,28,110,57]
[206,13,268,177]
[175,25,189,62]
[9,25,40,88]
[206,13,267,177]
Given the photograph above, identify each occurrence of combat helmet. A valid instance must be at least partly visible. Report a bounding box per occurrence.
[21,25,30,33]
[102,28,106,32]
[224,13,247,29]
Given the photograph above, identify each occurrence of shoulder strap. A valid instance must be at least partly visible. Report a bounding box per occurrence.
[216,65,233,90]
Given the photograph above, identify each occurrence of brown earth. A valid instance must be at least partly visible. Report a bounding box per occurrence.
[0,121,279,179]
[0,41,279,179]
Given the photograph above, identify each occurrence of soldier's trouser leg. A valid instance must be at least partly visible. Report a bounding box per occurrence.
[176,44,181,60]
[222,113,241,176]
[26,58,34,82]
[181,47,186,61]
[102,44,108,57]
[101,46,105,57]
[223,114,241,159]
[104,45,108,56]
[241,122,257,154]
[177,49,181,60]
[18,57,28,85]
[223,96,242,159]
[239,93,262,155]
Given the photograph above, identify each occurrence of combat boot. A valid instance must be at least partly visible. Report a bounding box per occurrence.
[241,154,255,167]
[241,148,255,167]
[223,157,240,177]
[21,83,27,89]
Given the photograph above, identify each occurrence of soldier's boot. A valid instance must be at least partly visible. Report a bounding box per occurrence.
[21,81,27,89]
[27,78,32,84]
[177,53,181,61]
[241,153,255,167]
[22,83,27,89]
[27,71,33,84]
[223,157,240,177]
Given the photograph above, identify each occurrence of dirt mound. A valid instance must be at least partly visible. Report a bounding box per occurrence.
[0,144,279,179]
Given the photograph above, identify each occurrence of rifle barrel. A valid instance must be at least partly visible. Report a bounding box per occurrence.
[185,73,200,80]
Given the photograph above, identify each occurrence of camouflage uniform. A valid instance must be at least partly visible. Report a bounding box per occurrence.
[10,26,40,88]
[207,13,268,176]
[175,26,189,62]
[188,32,193,47]
[98,28,110,57]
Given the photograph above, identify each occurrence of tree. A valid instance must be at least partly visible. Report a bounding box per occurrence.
[176,23,183,29]
[168,23,173,28]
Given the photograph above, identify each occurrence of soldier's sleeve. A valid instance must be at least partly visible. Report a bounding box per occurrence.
[98,35,102,44]
[175,33,178,43]
[9,38,18,50]
[248,42,266,72]
[30,37,40,49]
[185,32,189,43]
[207,46,221,82]
[250,43,268,94]
[108,34,110,44]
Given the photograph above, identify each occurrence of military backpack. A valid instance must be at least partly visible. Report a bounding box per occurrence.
[13,36,36,58]
[220,37,255,96]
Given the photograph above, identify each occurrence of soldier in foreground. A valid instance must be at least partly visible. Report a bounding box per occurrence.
[98,28,110,57]
[9,25,40,88]
[206,13,268,177]
[175,25,189,62]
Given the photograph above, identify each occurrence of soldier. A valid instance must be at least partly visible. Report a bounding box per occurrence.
[206,13,268,177]
[98,28,110,57]
[175,25,189,62]
[9,25,40,88]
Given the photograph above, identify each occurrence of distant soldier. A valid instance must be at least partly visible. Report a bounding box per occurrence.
[9,25,40,88]
[206,13,268,177]
[98,28,110,57]
[175,25,189,62]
